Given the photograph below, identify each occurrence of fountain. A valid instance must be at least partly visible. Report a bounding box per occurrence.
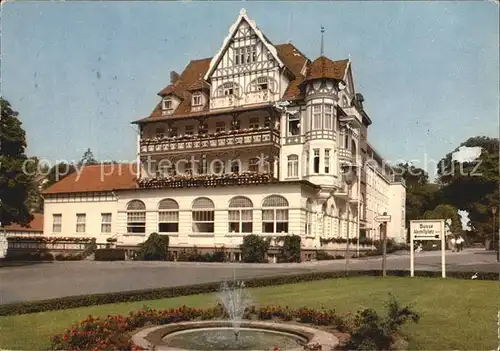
[216,273,252,342]
[132,272,338,350]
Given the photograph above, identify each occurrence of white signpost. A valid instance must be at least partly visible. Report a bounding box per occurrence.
[409,219,446,278]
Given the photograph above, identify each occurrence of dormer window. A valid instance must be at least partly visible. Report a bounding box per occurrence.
[162,98,172,110]
[192,93,202,106]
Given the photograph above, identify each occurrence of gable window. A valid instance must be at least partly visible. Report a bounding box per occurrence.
[288,114,300,136]
[324,149,331,173]
[216,82,240,97]
[156,127,164,138]
[101,213,112,233]
[228,196,253,233]
[312,105,322,130]
[287,155,299,178]
[313,149,320,174]
[234,45,256,65]
[158,199,179,233]
[192,197,215,233]
[162,98,172,110]
[184,125,194,136]
[262,195,289,234]
[249,117,260,129]
[127,200,146,234]
[248,77,276,93]
[324,104,333,130]
[52,214,62,233]
[76,213,86,233]
[215,121,226,133]
[192,93,202,106]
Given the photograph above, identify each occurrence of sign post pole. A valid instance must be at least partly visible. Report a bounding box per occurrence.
[374,212,391,278]
[441,220,446,278]
[382,221,387,277]
[410,219,446,278]
[410,229,414,277]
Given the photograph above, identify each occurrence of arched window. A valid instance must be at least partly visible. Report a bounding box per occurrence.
[127,200,146,234]
[287,155,299,178]
[229,196,253,233]
[192,197,215,233]
[262,195,289,234]
[216,82,241,97]
[158,199,179,233]
[305,199,313,236]
[247,76,276,92]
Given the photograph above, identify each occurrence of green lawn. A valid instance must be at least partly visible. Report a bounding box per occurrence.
[0,277,497,350]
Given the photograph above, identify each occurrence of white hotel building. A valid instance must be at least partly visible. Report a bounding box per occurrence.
[42,9,406,259]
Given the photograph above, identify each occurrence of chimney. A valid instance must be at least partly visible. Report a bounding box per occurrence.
[170,71,180,84]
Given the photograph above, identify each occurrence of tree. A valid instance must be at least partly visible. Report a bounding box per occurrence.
[277,235,301,263]
[437,136,499,242]
[395,163,439,229]
[423,204,463,234]
[0,98,33,226]
[78,148,98,167]
[25,156,44,213]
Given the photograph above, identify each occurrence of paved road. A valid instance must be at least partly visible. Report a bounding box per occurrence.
[1,249,498,304]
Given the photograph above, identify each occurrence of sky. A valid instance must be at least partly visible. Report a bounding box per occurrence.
[2,1,499,179]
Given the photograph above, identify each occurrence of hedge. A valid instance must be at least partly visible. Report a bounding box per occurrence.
[94,249,126,261]
[0,270,497,317]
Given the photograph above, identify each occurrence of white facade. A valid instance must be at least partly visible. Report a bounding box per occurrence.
[42,9,406,252]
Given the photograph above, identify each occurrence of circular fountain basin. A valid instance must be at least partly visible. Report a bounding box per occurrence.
[132,320,339,351]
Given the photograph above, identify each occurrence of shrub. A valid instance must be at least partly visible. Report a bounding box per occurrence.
[136,233,168,261]
[277,235,301,263]
[95,249,126,261]
[346,293,420,350]
[315,251,338,260]
[240,234,270,263]
[5,251,54,261]
[177,247,202,262]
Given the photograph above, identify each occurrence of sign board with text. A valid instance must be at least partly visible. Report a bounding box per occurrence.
[374,215,391,223]
[409,219,446,278]
[410,220,444,241]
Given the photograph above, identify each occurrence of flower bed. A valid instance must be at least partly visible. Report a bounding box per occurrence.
[51,296,420,351]
[51,304,354,351]
[138,171,275,189]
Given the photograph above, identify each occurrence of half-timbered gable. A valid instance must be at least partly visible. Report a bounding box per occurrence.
[204,9,288,109]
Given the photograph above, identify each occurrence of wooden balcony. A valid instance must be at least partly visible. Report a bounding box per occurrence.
[138,172,276,189]
[140,128,279,155]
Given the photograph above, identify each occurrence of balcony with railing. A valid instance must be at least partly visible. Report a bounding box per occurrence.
[140,127,280,154]
[210,90,274,110]
[138,171,276,189]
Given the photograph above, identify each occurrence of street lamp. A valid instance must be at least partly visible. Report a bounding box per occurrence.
[342,164,358,273]
[492,207,498,261]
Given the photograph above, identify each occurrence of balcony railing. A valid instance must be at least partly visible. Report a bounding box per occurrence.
[140,128,279,154]
[138,172,275,189]
[210,90,273,109]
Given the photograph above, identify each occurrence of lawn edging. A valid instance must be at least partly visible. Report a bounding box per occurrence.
[0,270,497,316]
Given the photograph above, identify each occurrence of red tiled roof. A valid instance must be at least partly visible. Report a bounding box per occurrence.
[304,56,349,81]
[138,43,348,122]
[4,213,43,232]
[42,164,138,195]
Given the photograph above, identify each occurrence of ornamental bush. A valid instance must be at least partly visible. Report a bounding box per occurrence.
[277,235,301,263]
[136,233,169,261]
[240,234,270,263]
[94,249,126,261]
